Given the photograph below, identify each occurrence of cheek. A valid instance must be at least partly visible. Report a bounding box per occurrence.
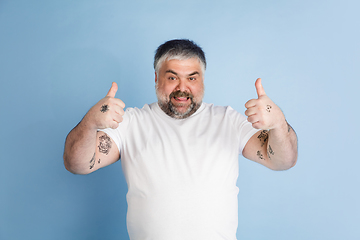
[191,83,205,99]
[157,85,173,98]
[163,87,174,97]
[158,81,175,93]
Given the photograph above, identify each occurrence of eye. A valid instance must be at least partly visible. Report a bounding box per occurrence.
[168,76,176,80]
[189,77,196,81]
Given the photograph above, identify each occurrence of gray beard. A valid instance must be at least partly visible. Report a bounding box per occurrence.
[157,90,202,119]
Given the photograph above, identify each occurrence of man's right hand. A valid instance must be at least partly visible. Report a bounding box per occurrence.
[83,82,126,130]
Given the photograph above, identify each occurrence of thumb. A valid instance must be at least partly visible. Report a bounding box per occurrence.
[106,82,118,98]
[255,78,266,98]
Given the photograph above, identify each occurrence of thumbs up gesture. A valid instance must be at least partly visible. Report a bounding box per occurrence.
[245,78,286,130]
[83,82,126,130]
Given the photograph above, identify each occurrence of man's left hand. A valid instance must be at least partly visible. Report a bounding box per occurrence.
[245,78,286,130]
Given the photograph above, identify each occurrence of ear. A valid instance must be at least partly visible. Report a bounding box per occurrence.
[155,71,158,83]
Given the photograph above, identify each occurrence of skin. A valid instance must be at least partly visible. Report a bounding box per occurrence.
[63,59,297,174]
[242,78,298,170]
[155,58,205,117]
[63,82,123,174]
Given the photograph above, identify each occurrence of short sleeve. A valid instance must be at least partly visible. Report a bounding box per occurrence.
[98,108,132,157]
[98,128,122,156]
[226,106,260,155]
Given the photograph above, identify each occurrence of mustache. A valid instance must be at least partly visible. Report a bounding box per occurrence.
[169,90,193,99]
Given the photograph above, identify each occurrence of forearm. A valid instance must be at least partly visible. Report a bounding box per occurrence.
[267,121,298,170]
[63,82,124,174]
[63,118,98,174]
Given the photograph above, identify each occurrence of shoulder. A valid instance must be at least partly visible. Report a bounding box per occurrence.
[123,103,156,118]
[201,102,239,118]
[124,103,153,113]
[202,103,254,131]
[202,102,226,112]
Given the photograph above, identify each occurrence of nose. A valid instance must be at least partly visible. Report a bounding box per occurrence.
[176,79,188,92]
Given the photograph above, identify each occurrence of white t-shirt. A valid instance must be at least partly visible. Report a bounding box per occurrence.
[101,102,259,240]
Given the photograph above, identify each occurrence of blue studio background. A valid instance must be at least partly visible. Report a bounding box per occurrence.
[1,0,359,239]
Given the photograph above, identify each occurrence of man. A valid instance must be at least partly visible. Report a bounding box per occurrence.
[64,39,298,240]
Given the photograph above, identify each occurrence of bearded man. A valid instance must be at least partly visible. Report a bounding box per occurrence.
[64,39,298,240]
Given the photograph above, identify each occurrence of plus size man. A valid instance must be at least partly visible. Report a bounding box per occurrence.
[64,39,298,240]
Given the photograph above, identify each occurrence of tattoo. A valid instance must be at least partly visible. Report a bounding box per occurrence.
[98,134,112,155]
[100,104,109,113]
[257,130,269,147]
[266,105,272,112]
[286,121,293,133]
[267,145,275,159]
[89,153,96,169]
[257,150,264,160]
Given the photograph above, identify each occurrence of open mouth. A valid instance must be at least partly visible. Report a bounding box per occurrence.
[173,97,190,101]
[170,91,193,103]
[157,90,200,119]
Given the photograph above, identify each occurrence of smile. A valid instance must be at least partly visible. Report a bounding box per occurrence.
[169,90,193,102]
[173,97,189,102]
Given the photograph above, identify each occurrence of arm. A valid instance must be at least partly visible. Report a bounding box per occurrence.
[242,78,298,170]
[63,82,125,174]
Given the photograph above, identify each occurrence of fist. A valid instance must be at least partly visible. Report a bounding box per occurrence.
[245,78,285,130]
[84,82,126,129]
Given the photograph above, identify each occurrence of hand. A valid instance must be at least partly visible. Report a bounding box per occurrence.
[83,82,126,129]
[245,78,285,130]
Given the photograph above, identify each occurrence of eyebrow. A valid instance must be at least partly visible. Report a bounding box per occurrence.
[165,70,178,75]
[165,70,200,76]
[188,71,200,76]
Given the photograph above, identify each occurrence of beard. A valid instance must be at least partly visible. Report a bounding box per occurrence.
[156,87,204,119]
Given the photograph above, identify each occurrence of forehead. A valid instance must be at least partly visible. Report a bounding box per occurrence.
[160,58,203,75]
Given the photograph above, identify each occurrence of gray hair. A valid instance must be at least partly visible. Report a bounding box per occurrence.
[154,39,206,75]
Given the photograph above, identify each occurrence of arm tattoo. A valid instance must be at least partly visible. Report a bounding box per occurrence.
[266,105,272,112]
[267,145,275,159]
[286,121,293,133]
[89,153,96,169]
[98,133,112,155]
[257,130,269,147]
[100,104,109,113]
[257,150,264,160]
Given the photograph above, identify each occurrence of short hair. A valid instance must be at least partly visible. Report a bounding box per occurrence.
[154,39,206,74]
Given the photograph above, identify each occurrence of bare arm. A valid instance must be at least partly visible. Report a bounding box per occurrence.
[243,122,298,170]
[242,78,298,170]
[63,82,125,174]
